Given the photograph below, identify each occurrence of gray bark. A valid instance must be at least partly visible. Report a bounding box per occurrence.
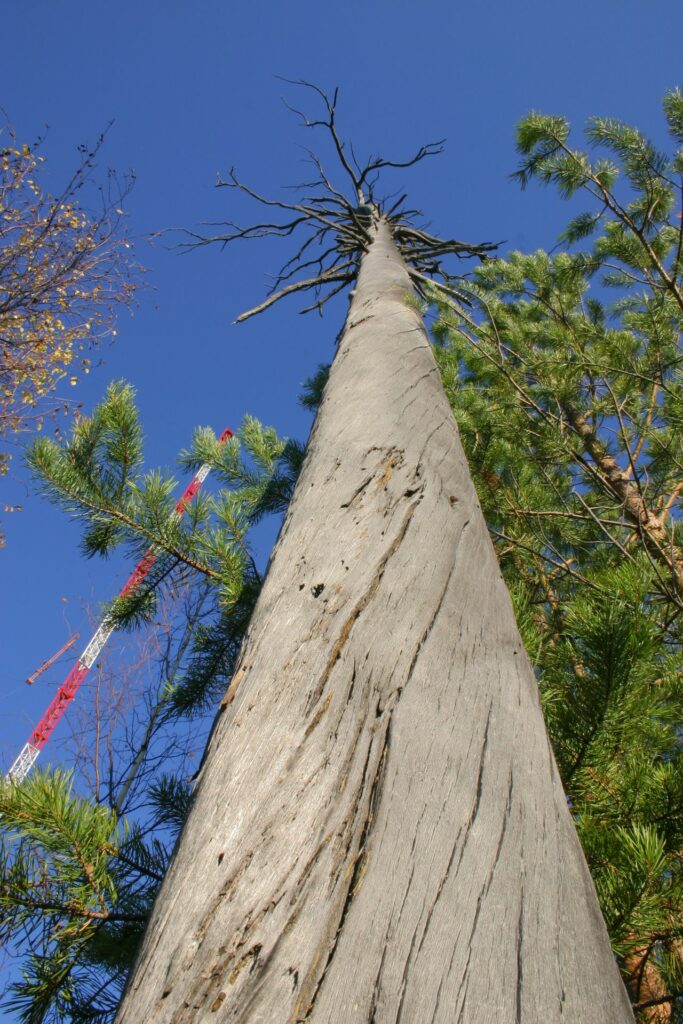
[116,221,634,1023]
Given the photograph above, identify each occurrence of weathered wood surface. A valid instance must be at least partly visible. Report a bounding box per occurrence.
[116,221,634,1023]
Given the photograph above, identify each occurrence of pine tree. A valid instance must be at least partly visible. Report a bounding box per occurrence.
[1,383,301,1022]
[430,89,683,1021]
[107,85,632,1022]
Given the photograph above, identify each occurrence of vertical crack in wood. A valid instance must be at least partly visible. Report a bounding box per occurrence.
[306,499,419,713]
[516,875,525,1024]
[384,516,468,713]
[416,701,494,958]
[367,939,390,1023]
[294,719,392,1021]
[394,920,421,1024]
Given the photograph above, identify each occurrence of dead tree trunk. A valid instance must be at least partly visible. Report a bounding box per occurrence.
[116,220,633,1022]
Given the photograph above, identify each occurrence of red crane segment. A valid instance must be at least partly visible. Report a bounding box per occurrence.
[6,428,234,784]
[120,552,158,597]
[29,663,89,751]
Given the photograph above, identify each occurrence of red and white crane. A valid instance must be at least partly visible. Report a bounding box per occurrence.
[6,428,234,785]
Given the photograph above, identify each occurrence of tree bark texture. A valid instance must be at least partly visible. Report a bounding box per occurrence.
[116,221,634,1023]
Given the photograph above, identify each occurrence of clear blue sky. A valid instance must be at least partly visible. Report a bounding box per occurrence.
[0,0,681,1007]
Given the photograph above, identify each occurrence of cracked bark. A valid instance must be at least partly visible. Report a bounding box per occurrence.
[115,220,633,1023]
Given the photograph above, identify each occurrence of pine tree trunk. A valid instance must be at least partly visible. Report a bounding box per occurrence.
[116,221,634,1023]
[625,948,672,1024]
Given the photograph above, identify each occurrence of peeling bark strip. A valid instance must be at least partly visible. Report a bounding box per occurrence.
[116,221,633,1022]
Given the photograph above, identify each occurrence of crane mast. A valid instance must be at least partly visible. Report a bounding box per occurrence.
[6,428,233,784]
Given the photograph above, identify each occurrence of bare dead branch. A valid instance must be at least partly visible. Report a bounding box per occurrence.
[234,267,353,323]
[357,140,445,191]
[268,243,339,293]
[385,193,409,219]
[298,277,350,316]
[276,78,363,201]
[274,225,330,276]
[408,270,472,306]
